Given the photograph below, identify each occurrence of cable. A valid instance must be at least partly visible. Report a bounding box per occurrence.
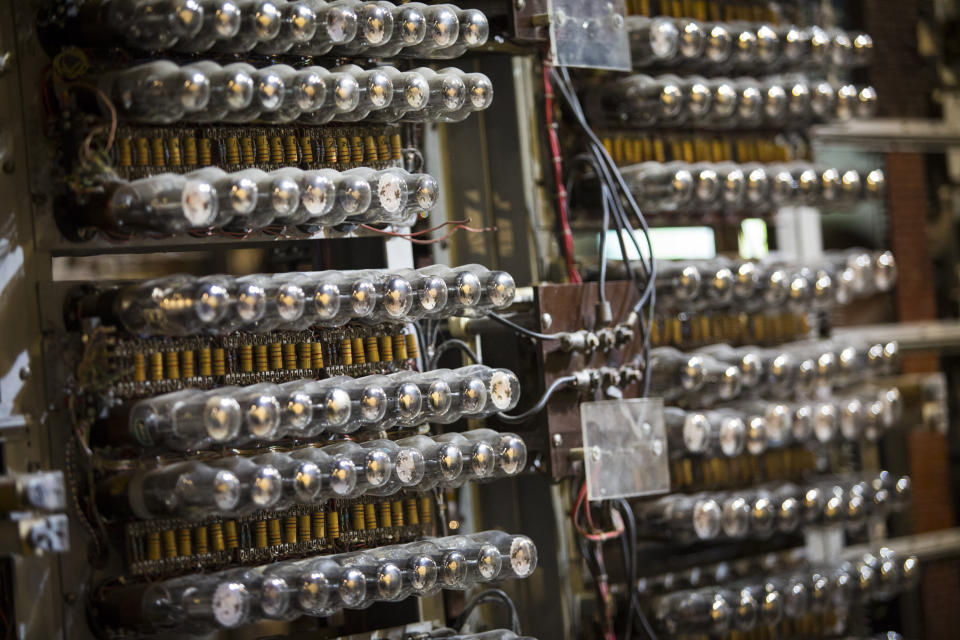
[429,338,481,369]
[496,375,576,424]
[452,588,522,634]
[485,311,562,341]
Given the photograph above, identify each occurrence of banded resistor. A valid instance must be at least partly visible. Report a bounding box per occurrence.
[405,333,418,360]
[328,510,340,539]
[212,347,225,375]
[364,502,377,530]
[340,338,353,365]
[183,136,198,166]
[194,525,208,555]
[269,342,283,370]
[209,522,226,552]
[254,519,268,548]
[380,335,393,362]
[352,338,366,364]
[255,134,270,163]
[224,520,239,549]
[365,336,380,363]
[267,518,282,546]
[146,530,161,561]
[311,342,324,369]
[283,342,297,370]
[298,514,311,542]
[311,510,326,540]
[164,350,179,379]
[181,350,194,378]
[298,342,312,370]
[351,503,366,530]
[162,529,177,558]
[254,344,269,372]
[132,352,146,382]
[176,528,192,556]
[393,334,407,361]
[405,498,419,526]
[149,352,163,381]
[391,500,404,527]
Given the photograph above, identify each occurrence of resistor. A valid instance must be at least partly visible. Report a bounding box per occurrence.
[162,529,177,558]
[390,132,402,160]
[391,500,404,527]
[298,342,312,370]
[240,344,254,372]
[237,136,252,165]
[352,503,366,530]
[323,136,337,163]
[134,137,150,166]
[183,136,198,166]
[419,495,432,525]
[340,338,353,365]
[328,510,340,539]
[393,334,407,361]
[118,137,133,167]
[146,530,161,561]
[226,137,241,165]
[164,350,179,379]
[352,338,366,364]
[212,347,226,375]
[149,352,163,381]
[269,342,283,370]
[198,347,212,376]
[364,135,378,163]
[267,518,282,546]
[337,136,351,164]
[168,137,182,166]
[312,510,326,539]
[364,502,377,530]
[270,136,284,164]
[300,135,313,164]
[181,350,195,378]
[224,520,239,549]
[312,342,324,369]
[379,501,392,529]
[256,134,270,163]
[283,342,297,370]
[255,344,269,372]
[283,516,298,544]
[405,498,419,525]
[177,528,192,556]
[351,135,364,163]
[298,514,311,541]
[132,353,146,382]
[376,134,389,161]
[379,335,393,362]
[194,525,208,555]
[365,335,380,363]
[199,138,213,166]
[405,333,418,360]
[209,522,226,552]
[254,519,268,548]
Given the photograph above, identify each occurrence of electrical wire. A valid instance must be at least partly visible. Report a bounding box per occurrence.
[452,588,522,635]
[496,374,576,424]
[429,338,481,369]
[485,311,562,341]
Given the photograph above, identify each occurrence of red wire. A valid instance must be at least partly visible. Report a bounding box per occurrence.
[542,62,581,283]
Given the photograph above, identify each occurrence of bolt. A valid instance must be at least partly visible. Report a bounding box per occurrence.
[0,52,12,77]
[540,313,553,330]
[18,366,29,381]
[515,0,526,9]
[590,446,602,462]
[552,433,563,448]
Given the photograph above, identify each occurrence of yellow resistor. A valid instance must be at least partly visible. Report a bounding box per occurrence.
[391,500,404,527]
[254,520,268,548]
[298,342,312,370]
[340,338,353,365]
[352,503,366,530]
[198,347,212,376]
[379,501,392,529]
[146,530,161,561]
[337,136,351,164]
[312,342,324,369]
[283,135,298,164]
[212,347,225,375]
[405,333,418,360]
[269,342,283,370]
[209,522,226,552]
[351,135,364,163]
[364,502,377,530]
[181,350,195,378]
[226,137,241,165]
[199,138,213,166]
[118,137,133,167]
[390,133,402,160]
[132,353,146,382]
[323,136,337,163]
[300,136,313,163]
[224,520,238,549]
[135,137,149,166]
[183,137,198,166]
[194,525,208,555]
[255,344,269,372]
[241,136,255,165]
[168,137,182,166]
[149,352,163,381]
[285,516,298,544]
[352,338,366,364]
[256,134,270,163]
[267,518,282,546]
[164,350,179,380]
[419,495,432,525]
[240,344,254,373]
[162,529,177,558]
[379,336,393,362]
[364,136,378,163]
[376,134,389,161]
[405,498,419,525]
[283,342,297,370]
[394,334,407,361]
[177,528,192,556]
[365,336,380,363]
[328,510,340,539]
[297,514,311,542]
[312,510,326,539]
[270,136,284,164]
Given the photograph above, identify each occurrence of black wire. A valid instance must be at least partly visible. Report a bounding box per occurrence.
[452,588,522,634]
[429,338,481,369]
[485,311,562,341]
[496,375,576,424]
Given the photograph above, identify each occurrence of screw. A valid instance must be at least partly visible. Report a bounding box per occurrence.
[515,0,526,9]
[19,366,29,381]
[552,433,563,448]
[0,52,12,77]
[590,446,602,462]
[540,313,553,330]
